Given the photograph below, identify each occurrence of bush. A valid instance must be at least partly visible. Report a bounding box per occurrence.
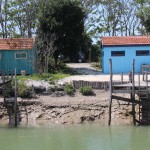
[64,84,75,95]
[79,86,94,96]
[18,82,32,98]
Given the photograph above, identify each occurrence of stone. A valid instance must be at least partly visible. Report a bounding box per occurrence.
[34,86,46,93]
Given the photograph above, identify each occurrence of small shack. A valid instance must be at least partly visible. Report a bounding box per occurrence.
[0,38,36,74]
[101,36,150,74]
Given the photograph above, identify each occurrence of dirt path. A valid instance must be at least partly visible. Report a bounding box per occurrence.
[58,63,143,85]
[66,63,101,75]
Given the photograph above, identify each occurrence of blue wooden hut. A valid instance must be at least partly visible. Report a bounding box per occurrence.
[0,38,36,74]
[101,36,150,74]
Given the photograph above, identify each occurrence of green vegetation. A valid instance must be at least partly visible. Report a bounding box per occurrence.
[64,84,75,95]
[17,63,75,83]
[17,82,32,98]
[17,73,70,84]
[79,86,94,96]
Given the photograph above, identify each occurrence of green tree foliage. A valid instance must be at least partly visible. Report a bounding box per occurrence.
[37,0,86,71]
[82,0,143,41]
[136,0,150,33]
[0,0,39,38]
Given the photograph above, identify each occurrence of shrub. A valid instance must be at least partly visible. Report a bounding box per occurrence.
[18,82,32,98]
[79,86,94,96]
[64,84,75,95]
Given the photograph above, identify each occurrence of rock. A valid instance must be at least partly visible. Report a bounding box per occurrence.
[51,112,57,118]
[25,79,51,93]
[53,91,65,97]
[36,114,44,119]
[56,85,64,91]
[80,116,87,122]
[0,113,3,119]
[34,86,46,93]
[86,116,95,121]
[42,90,52,95]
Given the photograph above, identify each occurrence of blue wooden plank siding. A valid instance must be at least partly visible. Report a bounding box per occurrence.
[102,36,150,74]
[102,45,150,74]
[0,47,36,74]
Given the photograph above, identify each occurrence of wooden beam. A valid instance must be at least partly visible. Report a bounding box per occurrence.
[112,95,140,104]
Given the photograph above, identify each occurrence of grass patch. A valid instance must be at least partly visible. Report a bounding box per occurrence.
[17,63,78,83]
[17,73,70,83]
[17,82,32,98]
[79,86,94,96]
[64,84,75,95]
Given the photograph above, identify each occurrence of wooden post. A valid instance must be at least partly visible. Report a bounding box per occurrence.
[138,73,141,122]
[121,72,123,84]
[108,59,113,125]
[3,72,6,97]
[132,59,136,125]
[129,72,132,83]
[14,68,18,127]
[146,72,148,100]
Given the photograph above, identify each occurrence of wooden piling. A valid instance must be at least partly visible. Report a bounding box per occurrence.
[138,74,141,122]
[14,68,17,127]
[132,59,136,125]
[108,59,113,125]
[121,73,123,84]
[146,72,148,100]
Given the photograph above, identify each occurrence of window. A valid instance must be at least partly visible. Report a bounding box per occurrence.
[15,52,27,59]
[111,51,125,56]
[136,50,150,56]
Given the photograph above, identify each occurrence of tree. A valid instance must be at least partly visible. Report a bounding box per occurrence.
[37,0,86,71]
[0,0,9,38]
[0,0,39,38]
[82,0,142,42]
[136,0,150,33]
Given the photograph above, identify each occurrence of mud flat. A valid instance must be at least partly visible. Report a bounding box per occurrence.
[0,90,138,126]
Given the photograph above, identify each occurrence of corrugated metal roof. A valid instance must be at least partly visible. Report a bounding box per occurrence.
[102,36,150,46]
[0,38,35,50]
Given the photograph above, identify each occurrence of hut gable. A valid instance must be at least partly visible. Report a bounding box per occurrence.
[0,38,35,50]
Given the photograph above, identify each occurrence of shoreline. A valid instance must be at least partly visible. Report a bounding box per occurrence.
[0,90,138,126]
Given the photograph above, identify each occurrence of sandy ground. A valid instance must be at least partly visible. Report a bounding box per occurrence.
[58,63,148,85]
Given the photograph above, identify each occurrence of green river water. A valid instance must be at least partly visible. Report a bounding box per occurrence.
[0,123,150,150]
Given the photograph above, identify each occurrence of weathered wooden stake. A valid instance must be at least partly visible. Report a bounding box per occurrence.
[138,73,141,122]
[14,68,18,127]
[132,59,136,125]
[121,73,123,84]
[146,72,148,100]
[108,59,113,125]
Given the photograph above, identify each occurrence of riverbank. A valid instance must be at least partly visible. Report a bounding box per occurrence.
[0,89,139,126]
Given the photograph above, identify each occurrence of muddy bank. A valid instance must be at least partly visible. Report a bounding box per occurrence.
[0,90,139,126]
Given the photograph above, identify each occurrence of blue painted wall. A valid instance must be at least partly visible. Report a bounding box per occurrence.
[0,47,36,74]
[102,45,150,74]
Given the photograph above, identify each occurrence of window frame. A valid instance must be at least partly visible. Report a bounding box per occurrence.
[15,52,27,59]
[136,50,150,56]
[111,51,125,57]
